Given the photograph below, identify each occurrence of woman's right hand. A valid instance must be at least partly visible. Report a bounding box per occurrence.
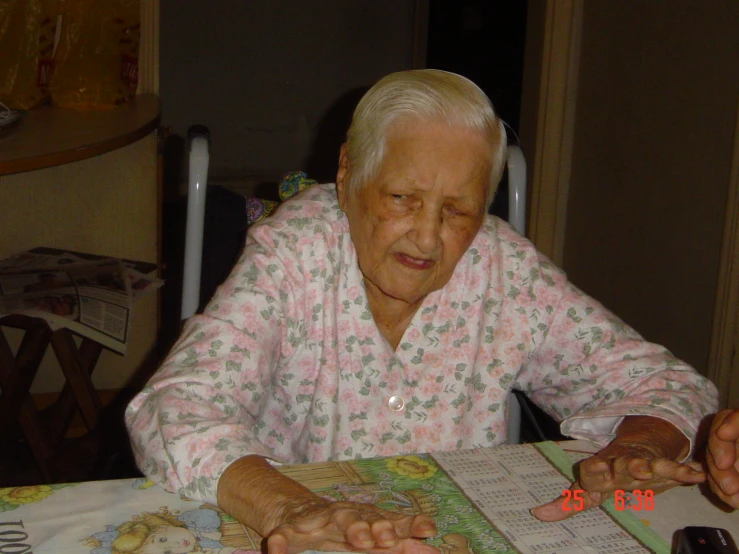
[217,455,438,554]
[267,497,439,554]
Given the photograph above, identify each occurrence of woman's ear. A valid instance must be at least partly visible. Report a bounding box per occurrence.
[336,143,350,210]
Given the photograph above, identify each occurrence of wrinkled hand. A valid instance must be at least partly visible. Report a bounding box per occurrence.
[267,497,439,554]
[706,409,739,509]
[531,416,706,522]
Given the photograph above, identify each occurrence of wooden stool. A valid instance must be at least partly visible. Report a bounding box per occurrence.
[0,314,103,481]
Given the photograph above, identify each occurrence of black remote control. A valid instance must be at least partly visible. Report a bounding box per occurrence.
[677,527,738,554]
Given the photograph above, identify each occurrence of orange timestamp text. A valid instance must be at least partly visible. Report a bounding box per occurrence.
[560,489,655,512]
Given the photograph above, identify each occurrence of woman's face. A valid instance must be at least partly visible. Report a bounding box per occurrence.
[337,118,490,309]
[141,525,197,554]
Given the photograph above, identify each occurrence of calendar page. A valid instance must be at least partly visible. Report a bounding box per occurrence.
[432,442,669,554]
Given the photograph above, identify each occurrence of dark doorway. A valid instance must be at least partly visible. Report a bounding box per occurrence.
[428,2,562,443]
[426,0,528,133]
[427,1,529,224]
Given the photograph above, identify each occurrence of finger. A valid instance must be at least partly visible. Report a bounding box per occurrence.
[716,410,739,442]
[707,473,739,510]
[409,514,438,538]
[268,526,357,554]
[390,539,443,554]
[266,532,288,554]
[579,456,622,492]
[343,517,376,550]
[369,518,400,548]
[647,457,706,485]
[710,410,739,471]
[581,455,705,493]
[368,538,441,554]
[333,506,371,536]
[531,481,607,522]
[706,448,739,499]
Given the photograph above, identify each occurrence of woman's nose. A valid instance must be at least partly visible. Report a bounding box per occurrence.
[410,209,442,254]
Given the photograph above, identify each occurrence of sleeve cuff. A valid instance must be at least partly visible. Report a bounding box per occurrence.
[560,412,695,463]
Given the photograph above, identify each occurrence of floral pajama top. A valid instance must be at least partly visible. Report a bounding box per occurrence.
[125,184,717,505]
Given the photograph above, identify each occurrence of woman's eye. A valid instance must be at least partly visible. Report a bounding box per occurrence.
[391,194,407,200]
[159,537,168,543]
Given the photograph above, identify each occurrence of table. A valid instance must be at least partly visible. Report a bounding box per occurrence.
[0,441,736,554]
[0,96,161,401]
[0,95,160,177]
[0,315,103,482]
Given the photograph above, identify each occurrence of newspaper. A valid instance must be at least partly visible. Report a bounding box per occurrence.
[0,248,163,354]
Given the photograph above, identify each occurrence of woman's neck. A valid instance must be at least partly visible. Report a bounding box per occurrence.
[365,282,424,350]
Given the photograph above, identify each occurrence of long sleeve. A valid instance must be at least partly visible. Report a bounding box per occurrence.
[513,248,717,453]
[125,222,304,504]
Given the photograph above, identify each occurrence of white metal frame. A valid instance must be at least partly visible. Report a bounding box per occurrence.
[505,144,527,445]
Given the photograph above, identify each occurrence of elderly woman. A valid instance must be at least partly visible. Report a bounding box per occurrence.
[126,70,718,553]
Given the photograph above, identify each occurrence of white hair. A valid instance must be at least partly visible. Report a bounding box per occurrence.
[344,69,507,207]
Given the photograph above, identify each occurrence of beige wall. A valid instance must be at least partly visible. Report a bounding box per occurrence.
[562,1,739,373]
[0,133,159,392]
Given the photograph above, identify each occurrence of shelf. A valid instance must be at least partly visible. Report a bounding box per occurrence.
[0,94,160,176]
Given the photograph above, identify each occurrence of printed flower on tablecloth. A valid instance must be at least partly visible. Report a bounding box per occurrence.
[131,477,156,490]
[0,485,53,510]
[0,483,77,512]
[385,455,438,479]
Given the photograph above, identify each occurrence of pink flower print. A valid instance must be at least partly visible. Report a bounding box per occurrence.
[333,435,352,454]
[415,426,429,441]
[346,285,362,302]
[556,315,577,337]
[338,388,363,413]
[589,311,608,325]
[232,330,256,351]
[237,303,263,331]
[348,417,365,431]
[305,287,319,307]
[296,356,319,379]
[381,369,403,390]
[297,381,315,397]
[468,271,482,291]
[495,316,517,343]
[473,407,489,424]
[420,376,444,397]
[406,327,422,343]
[537,289,561,313]
[209,299,232,319]
[420,420,446,445]
[425,397,452,421]
[312,426,328,439]
[225,350,243,364]
[337,319,352,337]
[435,304,457,325]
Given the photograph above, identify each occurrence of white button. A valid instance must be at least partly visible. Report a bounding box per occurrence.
[388,395,405,411]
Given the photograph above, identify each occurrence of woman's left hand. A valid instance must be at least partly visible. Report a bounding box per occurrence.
[531,416,706,521]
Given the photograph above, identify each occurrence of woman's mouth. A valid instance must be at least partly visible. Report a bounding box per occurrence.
[394,253,434,270]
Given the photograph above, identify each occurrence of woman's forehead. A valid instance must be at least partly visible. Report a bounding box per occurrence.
[378,126,490,188]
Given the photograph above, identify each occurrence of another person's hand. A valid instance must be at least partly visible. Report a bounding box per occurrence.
[267,498,439,554]
[706,409,739,509]
[532,416,706,521]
